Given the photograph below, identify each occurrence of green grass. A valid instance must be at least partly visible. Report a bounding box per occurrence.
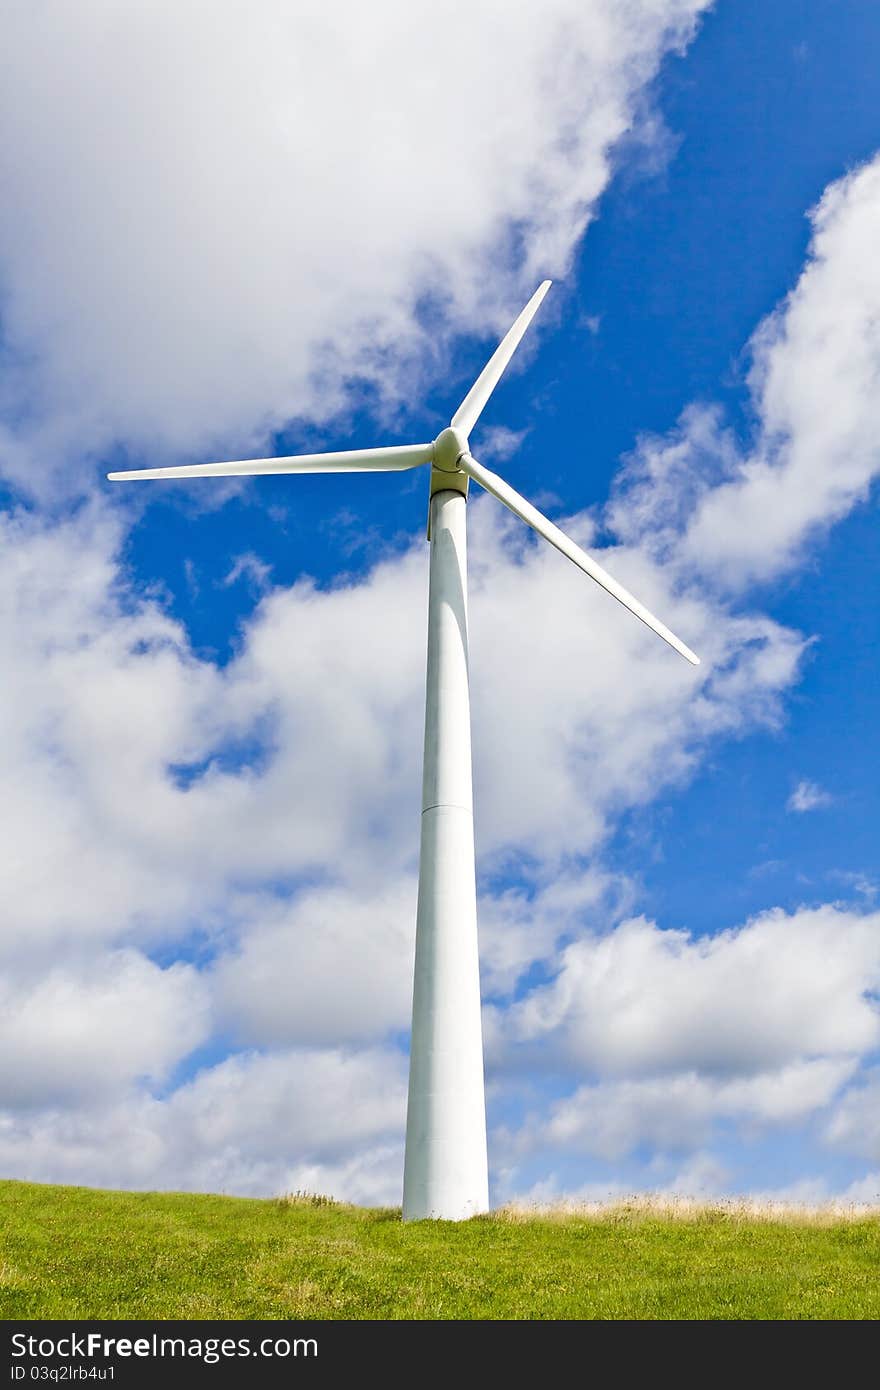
[2,1180,879,1319]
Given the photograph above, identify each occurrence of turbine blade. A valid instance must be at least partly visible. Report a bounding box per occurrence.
[451,281,551,437]
[461,453,700,666]
[107,442,434,482]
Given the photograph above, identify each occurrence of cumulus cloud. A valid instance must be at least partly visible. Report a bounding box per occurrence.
[787,779,832,813]
[0,1048,407,1203]
[609,154,880,589]
[477,425,529,463]
[0,504,234,951]
[0,0,710,490]
[825,1071,880,1162]
[539,1060,855,1161]
[497,906,880,1077]
[0,952,210,1108]
[214,880,418,1046]
[490,904,880,1183]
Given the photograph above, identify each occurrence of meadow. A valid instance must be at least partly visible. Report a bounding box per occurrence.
[2,1180,879,1320]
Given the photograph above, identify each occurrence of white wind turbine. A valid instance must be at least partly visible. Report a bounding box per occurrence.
[109,282,699,1221]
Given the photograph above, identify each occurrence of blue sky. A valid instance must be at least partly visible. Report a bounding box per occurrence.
[1,1,879,1205]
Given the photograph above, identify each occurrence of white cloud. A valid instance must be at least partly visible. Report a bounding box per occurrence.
[788,778,832,813]
[165,1048,405,1166]
[222,553,272,592]
[499,906,880,1077]
[0,1048,407,1203]
[477,425,529,463]
[825,1071,880,1162]
[540,1060,855,1161]
[0,0,710,490]
[0,504,236,952]
[214,880,418,1046]
[609,154,880,589]
[834,1171,880,1204]
[0,951,209,1108]
[477,867,621,1001]
[665,1151,731,1195]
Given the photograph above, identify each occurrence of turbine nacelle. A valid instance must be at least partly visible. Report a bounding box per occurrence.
[428,425,470,506]
[431,425,469,474]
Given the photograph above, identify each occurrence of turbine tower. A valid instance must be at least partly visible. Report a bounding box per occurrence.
[109,283,699,1221]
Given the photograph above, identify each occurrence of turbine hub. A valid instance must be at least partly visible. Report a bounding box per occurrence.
[432,426,469,473]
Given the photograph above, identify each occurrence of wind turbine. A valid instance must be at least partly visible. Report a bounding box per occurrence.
[108,282,699,1221]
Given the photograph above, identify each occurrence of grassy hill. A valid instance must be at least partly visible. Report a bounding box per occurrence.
[2,1180,879,1320]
